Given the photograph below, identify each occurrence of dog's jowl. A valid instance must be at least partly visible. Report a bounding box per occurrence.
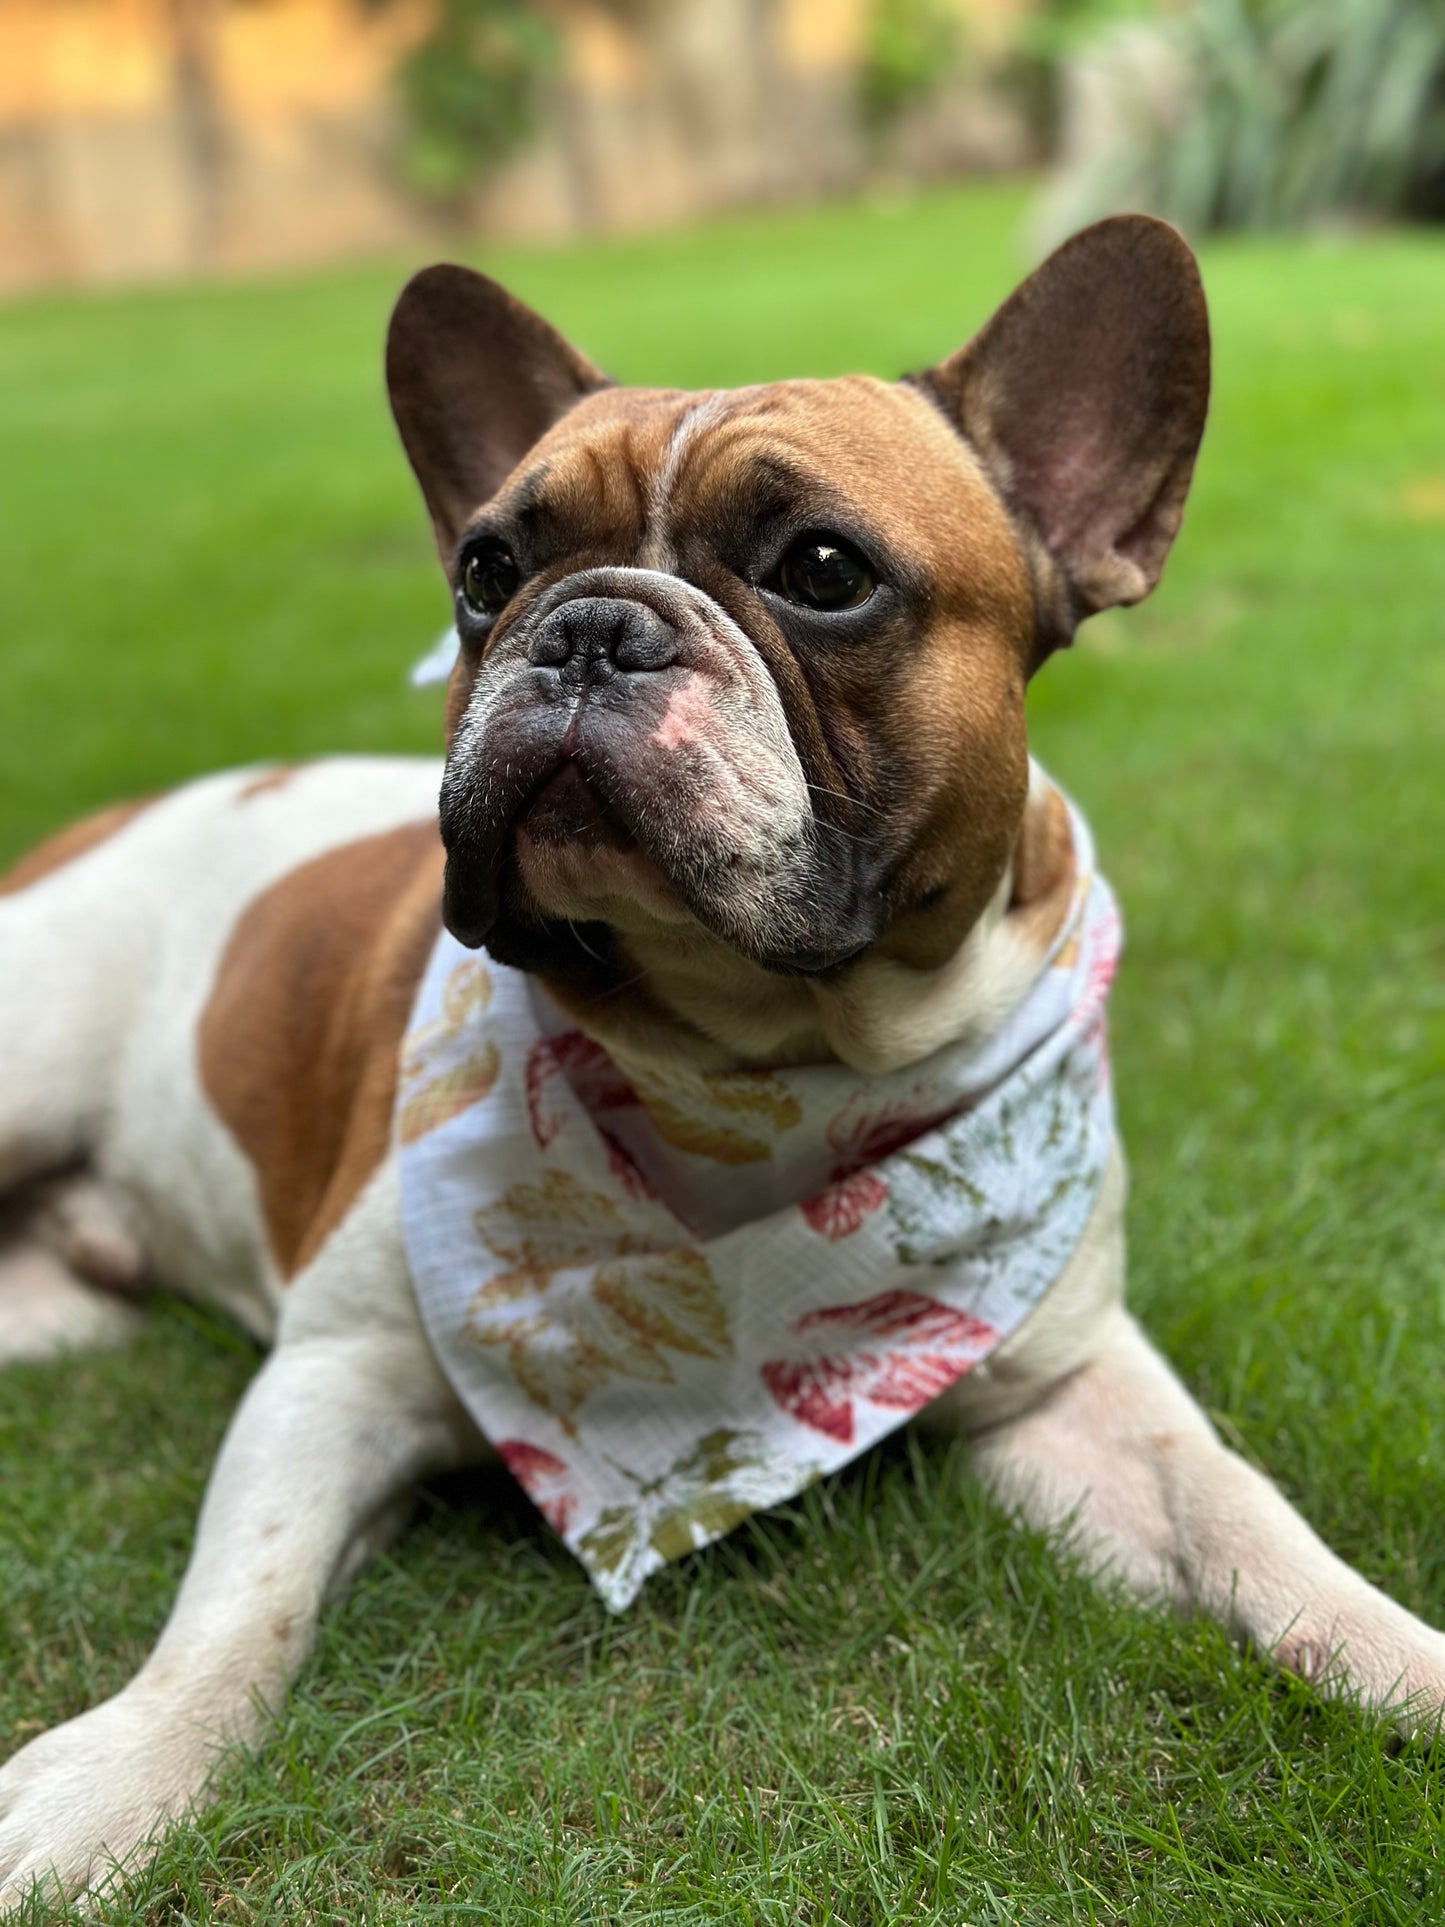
[2,217,1443,1906]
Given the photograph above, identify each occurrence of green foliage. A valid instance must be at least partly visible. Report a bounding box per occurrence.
[3,182,1445,1920]
[858,0,963,136]
[1016,0,1152,68]
[363,0,558,204]
[1050,0,1445,232]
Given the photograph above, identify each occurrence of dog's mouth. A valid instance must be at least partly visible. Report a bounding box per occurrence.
[505,754,683,923]
[440,714,699,956]
[516,758,634,853]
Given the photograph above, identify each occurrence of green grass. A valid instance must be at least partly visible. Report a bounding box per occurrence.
[2,178,1443,1923]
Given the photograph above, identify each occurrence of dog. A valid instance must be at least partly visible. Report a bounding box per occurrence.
[2,213,1443,1906]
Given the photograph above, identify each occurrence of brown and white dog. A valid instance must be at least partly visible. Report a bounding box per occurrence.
[1,215,1441,1906]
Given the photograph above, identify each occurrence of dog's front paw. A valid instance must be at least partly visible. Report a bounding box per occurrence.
[0,1688,216,1910]
[1275,1610,1445,1741]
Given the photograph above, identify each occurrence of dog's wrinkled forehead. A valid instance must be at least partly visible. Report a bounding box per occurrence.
[476,375,1027,626]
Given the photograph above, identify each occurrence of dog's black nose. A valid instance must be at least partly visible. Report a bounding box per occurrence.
[527,598,678,682]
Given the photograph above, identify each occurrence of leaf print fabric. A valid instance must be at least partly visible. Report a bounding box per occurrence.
[496,1439,576,1534]
[526,1033,636,1150]
[397,766,1120,1610]
[795,1084,958,1241]
[396,959,499,1143]
[469,1244,731,1434]
[798,1168,889,1241]
[626,1063,804,1166]
[576,1429,812,1603]
[760,1290,998,1443]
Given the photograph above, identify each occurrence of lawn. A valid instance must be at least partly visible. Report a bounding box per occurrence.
[1,178,1443,1924]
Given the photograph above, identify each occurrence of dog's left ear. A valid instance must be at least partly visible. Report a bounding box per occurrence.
[387,264,610,559]
[916,215,1210,655]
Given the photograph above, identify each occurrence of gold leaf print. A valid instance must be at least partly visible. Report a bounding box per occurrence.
[578,1505,637,1578]
[397,960,498,1143]
[397,1047,500,1144]
[593,1249,731,1362]
[626,1065,803,1165]
[474,1168,632,1272]
[466,1243,731,1434]
[572,1429,802,1595]
[508,1320,619,1425]
[441,959,493,1025]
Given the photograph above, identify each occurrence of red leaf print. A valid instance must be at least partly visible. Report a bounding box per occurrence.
[799,1169,888,1241]
[496,1438,577,1534]
[761,1290,998,1440]
[863,1353,971,1410]
[759,1357,856,1443]
[599,1125,658,1203]
[526,1032,637,1149]
[1071,901,1120,1031]
[823,1087,957,1176]
[525,1039,567,1150]
[793,1288,994,1348]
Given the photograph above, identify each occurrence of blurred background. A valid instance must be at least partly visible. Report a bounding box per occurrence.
[2,0,1442,292]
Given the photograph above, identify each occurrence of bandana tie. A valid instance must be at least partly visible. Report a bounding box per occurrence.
[397,773,1119,1609]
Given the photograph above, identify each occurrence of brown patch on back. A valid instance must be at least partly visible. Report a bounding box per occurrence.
[198,820,444,1278]
[1008,782,1078,953]
[237,765,303,803]
[0,797,154,899]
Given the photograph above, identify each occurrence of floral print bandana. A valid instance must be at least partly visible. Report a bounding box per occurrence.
[397,773,1119,1610]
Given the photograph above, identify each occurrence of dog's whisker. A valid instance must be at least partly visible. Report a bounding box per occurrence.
[598,967,651,1001]
[806,781,885,819]
[567,919,609,966]
[812,816,869,848]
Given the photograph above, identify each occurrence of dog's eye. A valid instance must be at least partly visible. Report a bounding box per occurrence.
[459,541,520,619]
[775,536,875,612]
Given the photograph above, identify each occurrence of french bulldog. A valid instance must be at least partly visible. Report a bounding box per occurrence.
[2,215,1442,1907]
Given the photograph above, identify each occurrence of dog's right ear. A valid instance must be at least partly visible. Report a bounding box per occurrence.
[386,264,609,560]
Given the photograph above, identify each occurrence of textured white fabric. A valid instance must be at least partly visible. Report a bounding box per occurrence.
[397,777,1119,1609]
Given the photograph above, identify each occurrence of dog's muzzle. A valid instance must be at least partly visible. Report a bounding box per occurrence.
[438,566,883,973]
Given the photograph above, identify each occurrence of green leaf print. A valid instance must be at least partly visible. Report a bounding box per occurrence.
[575,1429,816,1602]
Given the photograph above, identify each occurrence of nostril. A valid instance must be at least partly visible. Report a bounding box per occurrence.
[612,606,678,674]
[527,608,573,669]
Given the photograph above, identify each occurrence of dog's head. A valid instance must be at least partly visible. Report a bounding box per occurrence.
[387,217,1208,1062]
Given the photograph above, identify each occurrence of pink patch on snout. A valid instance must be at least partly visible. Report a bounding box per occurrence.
[653,679,715,752]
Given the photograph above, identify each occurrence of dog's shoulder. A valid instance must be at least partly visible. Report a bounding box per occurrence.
[197,796,445,1281]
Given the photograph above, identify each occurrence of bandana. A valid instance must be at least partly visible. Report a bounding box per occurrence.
[397,774,1119,1610]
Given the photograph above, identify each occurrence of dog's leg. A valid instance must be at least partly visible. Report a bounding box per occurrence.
[0,1242,145,1366]
[0,1173,150,1367]
[968,1307,1445,1729]
[24,1171,148,1291]
[0,1324,479,1908]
